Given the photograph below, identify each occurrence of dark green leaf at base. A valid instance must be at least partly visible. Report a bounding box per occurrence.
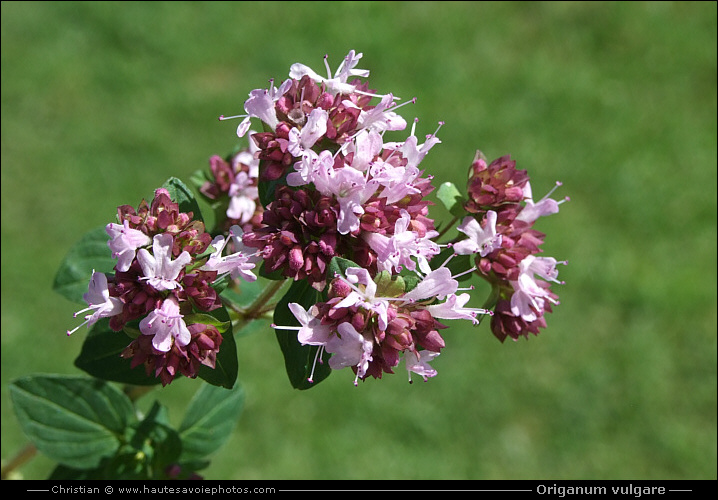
[10,375,136,470]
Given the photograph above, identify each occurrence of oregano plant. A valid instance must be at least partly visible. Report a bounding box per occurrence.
[7,50,568,479]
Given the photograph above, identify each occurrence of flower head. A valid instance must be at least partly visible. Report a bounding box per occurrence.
[464,153,529,214]
[122,321,224,386]
[276,260,490,384]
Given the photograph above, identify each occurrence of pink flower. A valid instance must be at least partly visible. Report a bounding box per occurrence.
[404,349,440,383]
[519,254,567,284]
[334,267,390,330]
[452,211,502,257]
[326,322,374,384]
[363,209,440,273]
[67,271,124,335]
[226,171,259,223]
[355,93,407,133]
[509,271,557,322]
[425,293,489,325]
[399,120,442,169]
[201,225,258,283]
[289,50,370,96]
[313,162,379,235]
[286,149,334,188]
[137,233,192,291]
[345,129,383,172]
[402,266,458,302]
[220,79,292,137]
[403,263,492,325]
[286,302,333,346]
[139,295,191,352]
[287,108,329,157]
[106,219,152,272]
[370,160,423,205]
[516,181,568,223]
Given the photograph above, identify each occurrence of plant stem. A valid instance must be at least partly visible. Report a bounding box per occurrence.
[245,279,288,319]
[223,278,288,332]
[436,215,459,241]
[1,443,36,480]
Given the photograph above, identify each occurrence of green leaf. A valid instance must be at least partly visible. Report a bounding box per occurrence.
[197,305,238,389]
[234,316,272,338]
[184,313,231,335]
[436,181,467,218]
[274,279,332,389]
[74,319,162,386]
[9,375,136,469]
[189,168,211,194]
[53,226,115,304]
[178,382,245,462]
[327,256,360,280]
[162,177,204,223]
[397,268,422,293]
[48,402,183,480]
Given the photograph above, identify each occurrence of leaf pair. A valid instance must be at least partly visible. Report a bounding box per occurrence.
[9,375,244,479]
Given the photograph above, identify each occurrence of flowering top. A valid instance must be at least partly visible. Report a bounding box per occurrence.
[455,151,568,342]
[199,148,264,234]
[66,49,569,390]
[220,51,441,292]
[215,50,569,384]
[68,186,255,386]
[275,260,492,385]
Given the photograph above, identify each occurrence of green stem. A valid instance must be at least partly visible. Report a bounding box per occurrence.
[247,279,288,318]
[0,443,36,480]
[223,278,288,332]
[436,215,459,242]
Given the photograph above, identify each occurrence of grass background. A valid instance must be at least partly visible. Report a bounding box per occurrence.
[1,1,715,481]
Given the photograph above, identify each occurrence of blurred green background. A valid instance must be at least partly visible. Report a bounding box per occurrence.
[2,1,716,481]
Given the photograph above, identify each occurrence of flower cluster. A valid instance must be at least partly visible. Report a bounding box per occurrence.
[217,50,500,384]
[67,49,569,388]
[275,262,490,384]
[68,188,258,385]
[222,50,442,292]
[199,145,264,234]
[452,152,569,342]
